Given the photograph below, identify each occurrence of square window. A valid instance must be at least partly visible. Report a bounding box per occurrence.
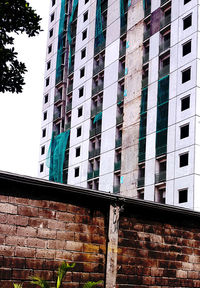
[76,147,81,157]
[49,28,53,38]
[80,67,85,78]
[181,95,190,111]
[182,40,191,56]
[179,152,189,167]
[50,13,55,22]
[183,14,192,30]
[48,44,52,54]
[184,0,191,4]
[78,106,83,117]
[83,11,88,22]
[82,29,87,40]
[182,67,191,83]
[81,48,86,59]
[47,61,51,70]
[40,163,44,173]
[44,94,49,104]
[42,128,46,138]
[79,86,84,98]
[74,167,80,177]
[52,0,56,6]
[43,111,47,121]
[77,126,82,137]
[85,0,89,4]
[41,146,45,155]
[180,124,189,139]
[46,77,50,86]
[179,189,188,203]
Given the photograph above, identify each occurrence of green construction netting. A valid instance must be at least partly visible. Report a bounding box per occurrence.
[157,75,169,105]
[156,129,167,156]
[120,0,126,28]
[67,0,79,67]
[143,0,151,9]
[139,112,147,139]
[141,88,148,114]
[47,130,70,183]
[56,0,66,84]
[93,111,102,123]
[138,137,146,163]
[94,0,105,48]
[156,103,168,132]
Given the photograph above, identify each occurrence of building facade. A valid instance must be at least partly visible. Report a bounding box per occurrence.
[39,0,200,211]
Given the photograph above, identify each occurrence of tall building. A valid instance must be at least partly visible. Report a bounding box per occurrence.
[39,0,200,211]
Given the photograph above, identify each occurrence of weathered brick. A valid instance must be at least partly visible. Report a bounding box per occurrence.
[28,217,48,228]
[38,228,56,239]
[17,226,37,237]
[7,214,28,226]
[0,212,7,223]
[27,238,46,248]
[55,250,72,260]
[38,208,56,219]
[36,249,55,259]
[49,202,67,211]
[56,211,75,222]
[0,245,15,256]
[0,203,17,214]
[65,241,83,251]
[15,247,36,258]
[18,206,38,217]
[4,257,26,269]
[6,236,26,246]
[0,195,9,202]
[57,231,74,241]
[48,219,65,230]
[25,258,44,269]
[0,268,11,279]
[29,199,49,208]
[12,269,32,280]
[0,223,16,235]
[48,239,65,250]
[83,243,99,253]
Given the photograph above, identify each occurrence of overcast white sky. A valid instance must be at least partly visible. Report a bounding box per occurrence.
[0,1,49,177]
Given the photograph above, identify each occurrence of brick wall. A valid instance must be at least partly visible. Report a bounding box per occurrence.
[117,206,200,288]
[0,180,108,288]
[1,173,200,288]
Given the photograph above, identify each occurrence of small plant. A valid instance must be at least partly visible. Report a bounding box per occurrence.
[13,284,23,288]
[83,281,103,288]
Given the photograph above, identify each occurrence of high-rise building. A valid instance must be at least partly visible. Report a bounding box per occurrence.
[39,0,200,211]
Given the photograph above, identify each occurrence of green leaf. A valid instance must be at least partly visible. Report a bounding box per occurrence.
[83,281,103,288]
[30,276,50,288]
[56,262,75,288]
[13,284,23,288]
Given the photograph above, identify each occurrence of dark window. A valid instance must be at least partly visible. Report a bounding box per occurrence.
[180,124,189,139]
[78,106,83,117]
[83,11,88,22]
[77,126,82,137]
[47,61,51,70]
[40,163,44,173]
[49,28,53,38]
[41,146,45,155]
[44,94,49,104]
[75,167,80,177]
[50,13,55,22]
[42,129,46,138]
[82,29,87,40]
[52,0,56,6]
[179,189,188,203]
[81,48,86,59]
[46,77,50,86]
[43,111,47,121]
[182,40,191,56]
[76,147,81,157]
[48,44,52,54]
[181,96,190,111]
[85,0,89,4]
[79,87,84,97]
[182,67,191,83]
[184,0,191,4]
[180,152,189,167]
[183,14,192,30]
[80,67,85,78]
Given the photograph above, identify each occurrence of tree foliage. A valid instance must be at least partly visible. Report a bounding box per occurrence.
[0,0,42,93]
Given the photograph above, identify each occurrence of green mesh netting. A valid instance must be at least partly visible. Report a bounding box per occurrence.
[157,75,169,105]
[95,0,105,48]
[143,0,151,9]
[139,112,147,139]
[120,0,126,28]
[156,129,167,156]
[141,88,148,114]
[138,137,146,163]
[56,0,66,84]
[67,0,79,67]
[47,130,70,183]
[93,111,102,123]
[156,103,168,132]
